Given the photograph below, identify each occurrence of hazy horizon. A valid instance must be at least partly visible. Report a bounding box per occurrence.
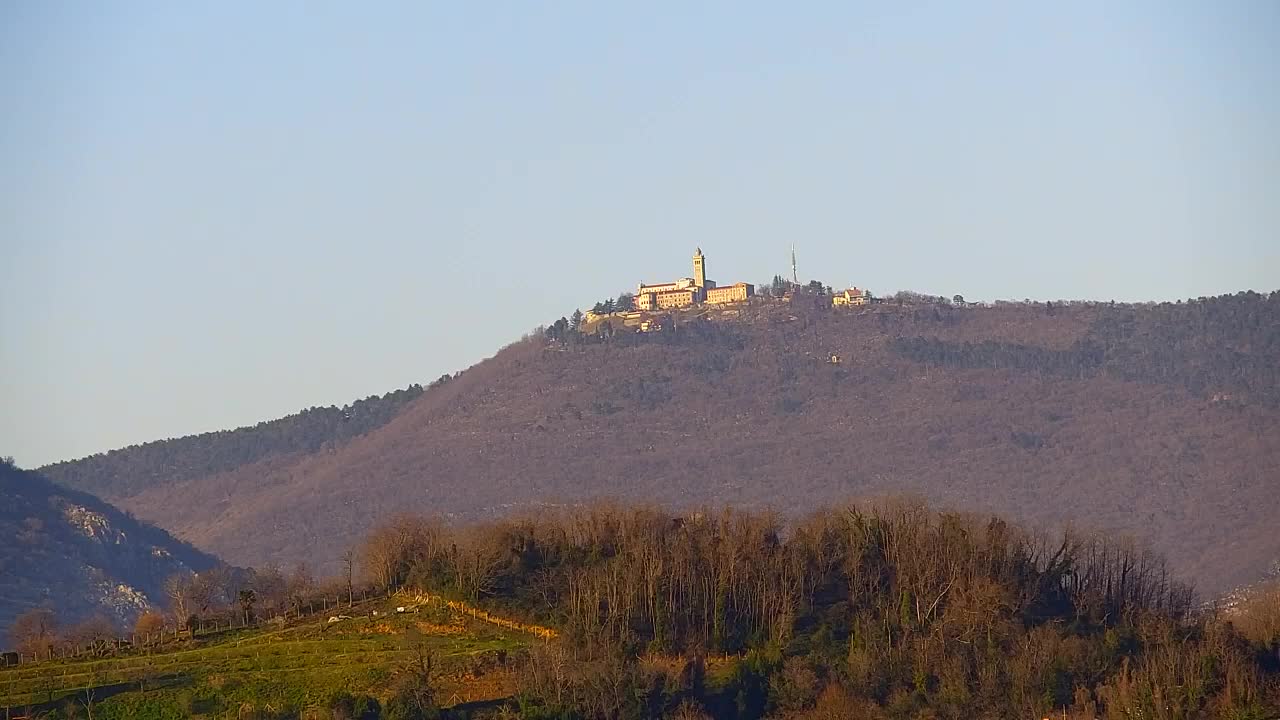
[3,2,1277,467]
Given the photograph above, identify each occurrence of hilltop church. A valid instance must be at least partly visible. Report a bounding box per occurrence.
[635,248,754,310]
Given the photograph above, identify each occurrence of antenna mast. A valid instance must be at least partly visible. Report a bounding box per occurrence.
[791,246,798,286]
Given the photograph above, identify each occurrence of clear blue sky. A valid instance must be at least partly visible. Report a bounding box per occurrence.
[2,2,1277,468]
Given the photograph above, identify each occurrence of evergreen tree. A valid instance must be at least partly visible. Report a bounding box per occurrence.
[771,275,789,296]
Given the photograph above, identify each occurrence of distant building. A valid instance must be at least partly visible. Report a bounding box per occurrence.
[635,283,699,310]
[706,282,754,305]
[832,287,870,307]
[635,248,753,310]
[639,315,670,332]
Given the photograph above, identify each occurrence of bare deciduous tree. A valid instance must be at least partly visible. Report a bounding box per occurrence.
[63,615,116,656]
[163,573,194,627]
[8,607,58,658]
[133,611,165,639]
[287,562,316,615]
[341,547,356,606]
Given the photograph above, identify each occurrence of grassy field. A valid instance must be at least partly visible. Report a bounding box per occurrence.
[0,597,530,719]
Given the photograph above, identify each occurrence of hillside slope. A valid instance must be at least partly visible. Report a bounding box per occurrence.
[41,384,424,499]
[0,461,219,644]
[47,292,1280,595]
[0,594,525,718]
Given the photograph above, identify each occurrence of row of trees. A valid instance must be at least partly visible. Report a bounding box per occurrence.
[7,608,93,659]
[591,293,635,315]
[157,559,368,634]
[543,291,640,343]
[6,560,353,661]
[760,276,833,298]
[12,499,1277,716]
[6,606,163,662]
[356,501,1279,719]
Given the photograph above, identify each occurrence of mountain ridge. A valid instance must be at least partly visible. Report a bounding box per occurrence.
[42,291,1280,597]
[40,383,425,499]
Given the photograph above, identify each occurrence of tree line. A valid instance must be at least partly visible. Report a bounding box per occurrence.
[5,560,362,662]
[11,499,1278,717]
[355,500,1280,719]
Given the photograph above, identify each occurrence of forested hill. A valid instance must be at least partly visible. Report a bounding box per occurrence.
[890,292,1280,407]
[51,291,1280,596]
[41,384,424,500]
[0,460,219,645]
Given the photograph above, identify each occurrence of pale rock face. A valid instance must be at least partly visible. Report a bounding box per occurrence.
[1,464,220,639]
[55,502,184,626]
[61,502,126,545]
[95,580,151,621]
[76,564,152,623]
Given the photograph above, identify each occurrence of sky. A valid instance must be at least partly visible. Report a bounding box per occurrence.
[1,2,1277,468]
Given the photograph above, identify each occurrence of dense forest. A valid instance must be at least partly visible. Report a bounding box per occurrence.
[41,384,424,499]
[355,501,1280,719]
[890,291,1280,407]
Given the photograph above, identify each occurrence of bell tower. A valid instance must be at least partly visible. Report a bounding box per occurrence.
[693,247,706,288]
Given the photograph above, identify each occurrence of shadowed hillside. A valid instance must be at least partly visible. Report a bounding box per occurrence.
[44,292,1280,595]
[0,460,219,645]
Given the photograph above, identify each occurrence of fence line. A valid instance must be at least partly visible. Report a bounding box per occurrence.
[2,587,387,670]
[397,590,557,640]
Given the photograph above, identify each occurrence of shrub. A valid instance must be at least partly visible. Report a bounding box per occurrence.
[328,691,381,720]
[383,674,439,720]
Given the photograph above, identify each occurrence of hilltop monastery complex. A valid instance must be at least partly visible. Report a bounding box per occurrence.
[634,248,755,310]
[578,248,872,332]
